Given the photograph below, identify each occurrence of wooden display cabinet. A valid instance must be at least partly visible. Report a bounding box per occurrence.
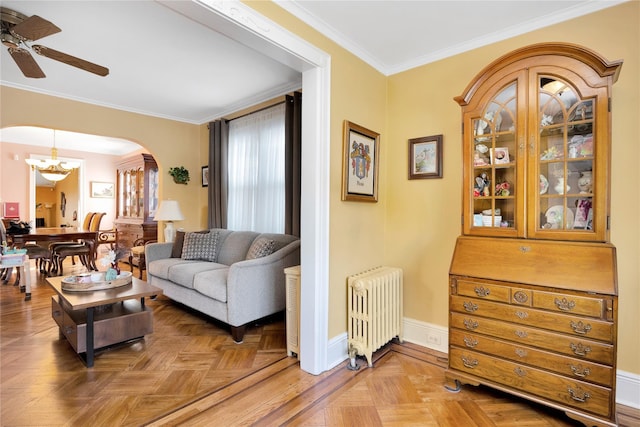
[448,43,622,427]
[114,154,159,254]
[454,42,621,242]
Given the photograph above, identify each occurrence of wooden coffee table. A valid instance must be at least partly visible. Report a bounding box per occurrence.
[47,276,162,367]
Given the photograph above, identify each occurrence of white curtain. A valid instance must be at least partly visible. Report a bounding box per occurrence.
[227,103,285,233]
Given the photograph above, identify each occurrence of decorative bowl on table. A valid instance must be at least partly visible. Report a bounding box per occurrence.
[62,271,133,292]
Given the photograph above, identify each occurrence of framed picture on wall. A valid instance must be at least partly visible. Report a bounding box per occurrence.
[408,134,443,179]
[90,182,114,198]
[3,202,20,218]
[202,166,209,187]
[341,120,380,202]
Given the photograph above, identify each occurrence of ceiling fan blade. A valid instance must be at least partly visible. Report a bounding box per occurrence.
[11,15,60,41]
[8,47,45,78]
[33,45,109,76]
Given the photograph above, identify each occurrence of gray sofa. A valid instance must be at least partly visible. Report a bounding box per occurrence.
[145,229,300,342]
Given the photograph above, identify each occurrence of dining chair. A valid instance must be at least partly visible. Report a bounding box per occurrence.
[50,213,104,275]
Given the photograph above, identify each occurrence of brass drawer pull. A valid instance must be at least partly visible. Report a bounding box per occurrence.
[555,297,576,312]
[514,348,528,358]
[463,336,478,348]
[570,320,592,335]
[515,330,528,338]
[570,364,591,378]
[461,356,478,369]
[463,319,479,330]
[514,311,528,319]
[474,286,490,297]
[567,386,591,403]
[570,342,592,357]
[463,301,479,312]
[514,367,527,377]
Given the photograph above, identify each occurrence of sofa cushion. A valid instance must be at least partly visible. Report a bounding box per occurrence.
[172,231,187,258]
[147,257,194,280]
[168,261,228,289]
[193,268,229,302]
[182,231,219,261]
[246,237,276,259]
[216,231,259,265]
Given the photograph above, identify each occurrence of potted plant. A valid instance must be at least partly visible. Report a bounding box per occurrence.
[169,166,190,184]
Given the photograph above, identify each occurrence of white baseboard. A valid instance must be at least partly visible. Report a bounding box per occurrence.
[402,317,448,353]
[328,317,640,410]
[616,369,640,409]
[326,332,348,370]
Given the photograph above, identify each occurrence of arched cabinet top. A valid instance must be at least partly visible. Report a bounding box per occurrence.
[454,42,623,107]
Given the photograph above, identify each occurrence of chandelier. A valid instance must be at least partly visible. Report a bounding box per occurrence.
[25,130,80,182]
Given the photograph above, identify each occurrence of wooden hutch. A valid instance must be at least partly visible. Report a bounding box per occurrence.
[447,43,622,427]
[114,153,159,254]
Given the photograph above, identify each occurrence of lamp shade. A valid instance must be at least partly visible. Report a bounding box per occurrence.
[153,200,184,221]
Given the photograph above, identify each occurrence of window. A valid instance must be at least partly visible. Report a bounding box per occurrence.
[227,103,285,233]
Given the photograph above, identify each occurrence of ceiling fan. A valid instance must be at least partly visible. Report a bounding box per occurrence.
[1,7,108,78]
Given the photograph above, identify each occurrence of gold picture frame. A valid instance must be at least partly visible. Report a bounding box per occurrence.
[341,120,380,202]
[409,134,443,179]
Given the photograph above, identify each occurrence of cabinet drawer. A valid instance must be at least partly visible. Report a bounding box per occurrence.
[450,313,614,365]
[449,347,613,418]
[455,279,512,303]
[532,290,612,319]
[450,329,614,387]
[450,295,613,342]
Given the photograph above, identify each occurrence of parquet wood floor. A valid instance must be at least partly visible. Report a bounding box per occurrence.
[1,261,287,426]
[2,261,638,426]
[150,342,640,427]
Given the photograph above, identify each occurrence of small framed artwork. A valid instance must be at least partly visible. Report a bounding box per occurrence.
[409,134,443,179]
[201,166,209,187]
[3,202,20,218]
[342,120,380,202]
[90,182,114,198]
[491,147,510,164]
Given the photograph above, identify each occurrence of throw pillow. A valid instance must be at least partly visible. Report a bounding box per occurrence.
[172,230,209,258]
[246,237,276,260]
[181,231,219,261]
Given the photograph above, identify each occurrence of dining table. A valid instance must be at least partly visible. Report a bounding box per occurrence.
[10,227,100,273]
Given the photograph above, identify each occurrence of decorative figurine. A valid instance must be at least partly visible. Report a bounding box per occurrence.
[578,171,592,193]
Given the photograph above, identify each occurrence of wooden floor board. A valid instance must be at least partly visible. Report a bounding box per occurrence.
[2,261,639,426]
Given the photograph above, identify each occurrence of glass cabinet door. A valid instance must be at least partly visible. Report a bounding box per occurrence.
[148,167,158,218]
[529,72,607,241]
[465,79,523,237]
[458,44,620,243]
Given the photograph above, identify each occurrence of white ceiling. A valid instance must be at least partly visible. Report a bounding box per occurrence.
[1,0,626,154]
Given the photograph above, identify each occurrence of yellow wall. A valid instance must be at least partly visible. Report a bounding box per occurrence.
[251,1,640,375]
[387,2,639,374]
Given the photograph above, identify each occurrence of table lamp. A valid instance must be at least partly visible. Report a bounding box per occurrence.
[153,200,184,242]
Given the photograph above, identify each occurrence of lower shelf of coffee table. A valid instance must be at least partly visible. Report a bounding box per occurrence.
[51,296,153,353]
